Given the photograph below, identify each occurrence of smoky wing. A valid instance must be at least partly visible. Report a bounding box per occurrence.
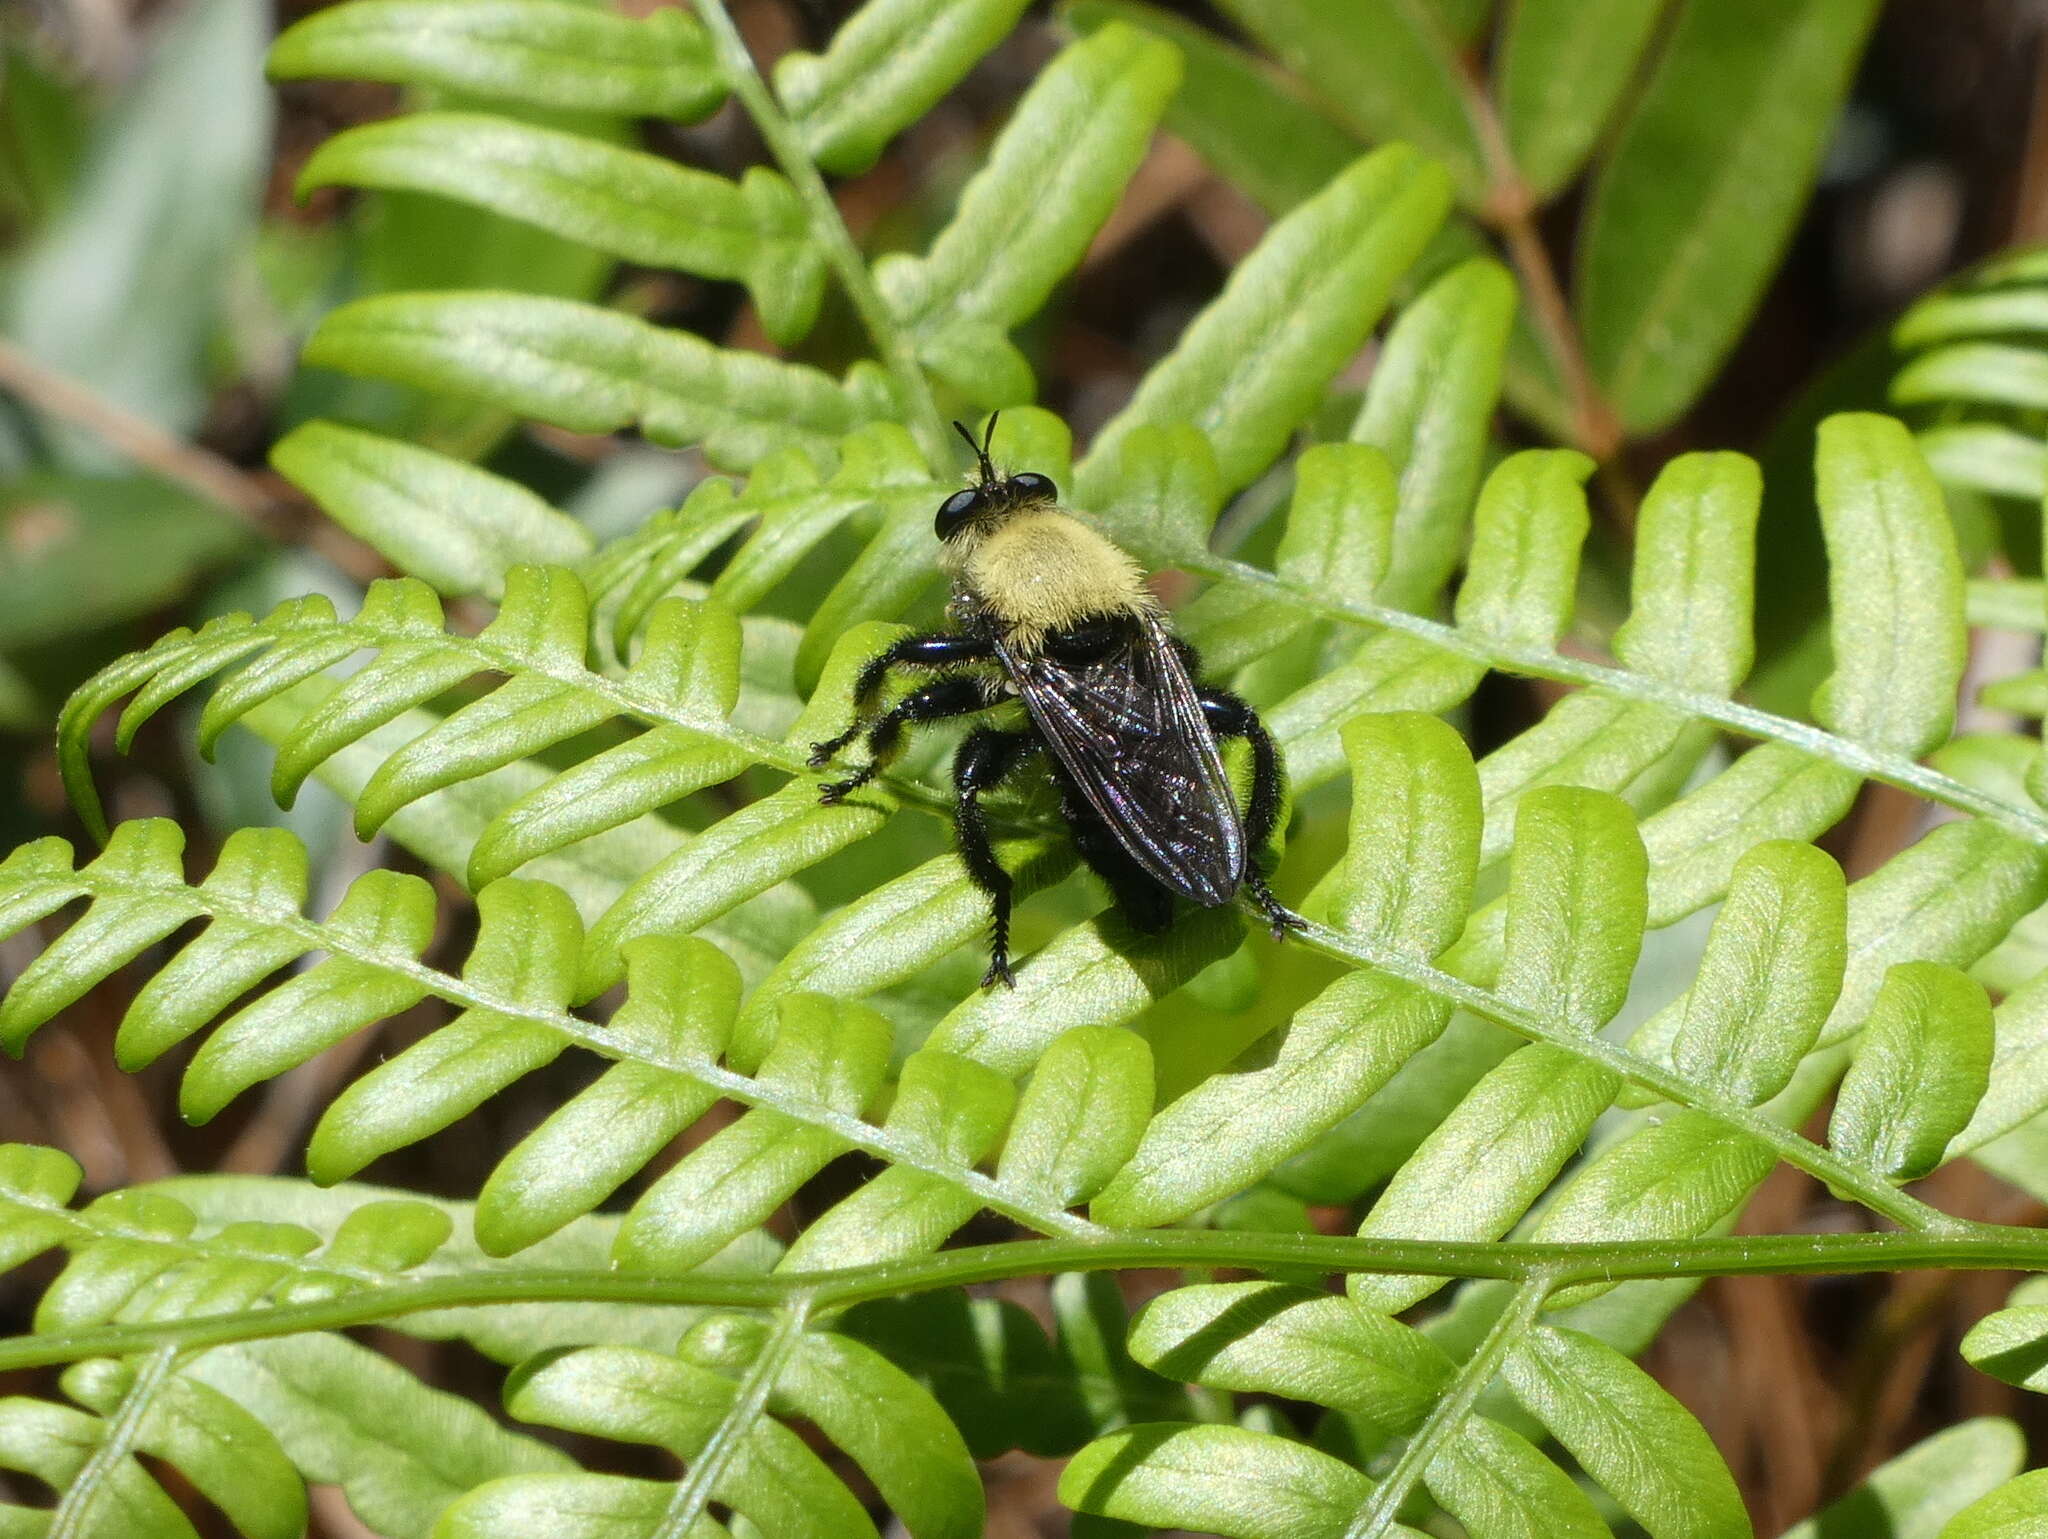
[1001,616,1246,906]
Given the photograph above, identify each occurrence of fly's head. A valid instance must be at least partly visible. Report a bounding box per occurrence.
[934,416,1059,544]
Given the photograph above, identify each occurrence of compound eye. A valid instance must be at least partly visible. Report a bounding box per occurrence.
[1008,472,1057,502]
[934,487,983,539]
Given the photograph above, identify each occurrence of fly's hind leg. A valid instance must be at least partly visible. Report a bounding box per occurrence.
[954,727,1038,989]
[1199,687,1307,939]
[817,676,991,803]
[808,632,995,766]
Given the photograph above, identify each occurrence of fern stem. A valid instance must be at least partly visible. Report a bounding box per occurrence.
[1343,1278,1554,1539]
[1191,551,2048,846]
[45,1345,179,1539]
[447,524,2048,857]
[3,848,1948,1244]
[690,0,956,473]
[656,1302,810,1539]
[82,608,968,837]
[10,1229,2048,1374]
[71,530,2048,856]
[1275,912,1963,1235]
[40,719,1967,1250]
[1,857,1095,1239]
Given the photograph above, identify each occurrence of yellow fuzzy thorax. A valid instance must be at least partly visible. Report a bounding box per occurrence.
[946,508,1155,644]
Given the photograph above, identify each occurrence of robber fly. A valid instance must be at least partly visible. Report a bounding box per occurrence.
[810,418,1303,987]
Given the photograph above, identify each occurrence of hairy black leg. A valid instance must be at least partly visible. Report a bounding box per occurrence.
[1063,787,1175,935]
[1199,689,1282,847]
[1200,688,1307,938]
[816,676,992,803]
[954,728,1038,989]
[807,632,996,766]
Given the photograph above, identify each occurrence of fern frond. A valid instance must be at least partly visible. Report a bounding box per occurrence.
[0,1349,305,1539]
[585,419,950,658]
[1353,256,1518,607]
[0,1143,457,1327]
[1049,552,2041,1536]
[219,668,816,986]
[16,3,2048,1530]
[1888,247,2048,740]
[1064,0,1363,215]
[54,563,861,864]
[1895,246,2048,508]
[872,21,1182,406]
[1829,962,1993,1181]
[55,324,2048,1263]
[271,10,1216,483]
[50,396,2047,1246]
[1497,0,1666,200]
[297,113,830,345]
[441,1307,982,1539]
[1077,144,1453,509]
[0,834,1142,1269]
[1962,1278,2048,1395]
[0,1149,585,1538]
[1065,753,2045,1533]
[260,10,2028,870]
[1205,0,1488,206]
[776,0,1034,175]
[12,1293,562,1535]
[1938,1469,2048,1539]
[1064,1279,1747,1538]
[1889,244,2048,745]
[1782,1420,2022,1538]
[185,1333,572,1539]
[303,292,891,471]
[845,1270,1193,1459]
[271,422,594,602]
[267,0,727,121]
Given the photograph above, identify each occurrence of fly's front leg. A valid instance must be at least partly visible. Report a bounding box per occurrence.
[1199,687,1307,938]
[953,727,1039,988]
[817,676,993,804]
[807,632,995,766]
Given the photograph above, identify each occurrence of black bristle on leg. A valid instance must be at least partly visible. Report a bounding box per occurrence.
[1243,862,1306,939]
[816,676,992,804]
[808,632,996,766]
[954,727,1037,988]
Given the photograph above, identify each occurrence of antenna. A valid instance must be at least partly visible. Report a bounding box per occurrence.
[951,416,1000,486]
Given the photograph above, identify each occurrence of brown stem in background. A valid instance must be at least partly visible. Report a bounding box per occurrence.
[1823,1159,2034,1499]
[1446,55,1629,472]
[1492,192,1623,457]
[1723,1159,1835,1530]
[2010,25,2048,243]
[1819,1270,1954,1501]
[0,338,275,520]
[0,337,385,583]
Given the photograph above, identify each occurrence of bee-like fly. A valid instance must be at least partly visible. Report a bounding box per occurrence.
[811,419,1303,987]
